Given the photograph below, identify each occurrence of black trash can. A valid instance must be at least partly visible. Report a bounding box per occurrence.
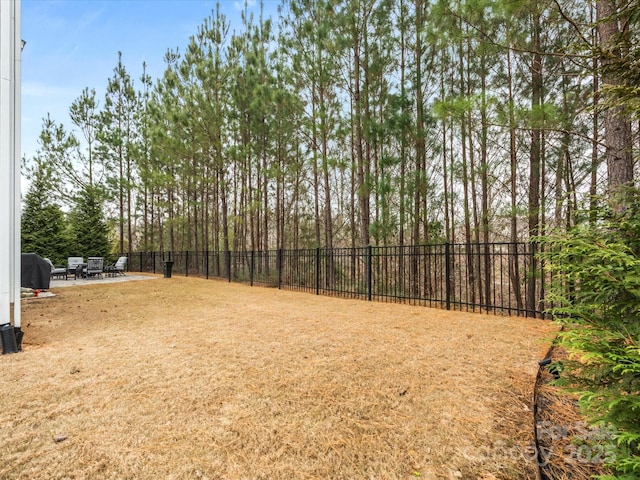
[1,323,18,354]
[163,261,174,278]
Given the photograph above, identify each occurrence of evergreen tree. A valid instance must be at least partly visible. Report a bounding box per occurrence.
[68,186,111,258]
[545,191,640,478]
[69,87,101,187]
[25,0,639,255]
[99,52,139,255]
[597,0,634,200]
[21,157,70,264]
[36,114,83,205]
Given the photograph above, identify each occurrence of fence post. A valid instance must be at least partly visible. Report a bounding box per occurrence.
[315,247,320,295]
[538,241,545,319]
[185,251,189,277]
[368,245,372,302]
[250,250,254,286]
[205,250,209,279]
[139,252,143,272]
[278,249,283,290]
[533,243,546,318]
[227,251,231,283]
[152,251,156,275]
[445,242,451,310]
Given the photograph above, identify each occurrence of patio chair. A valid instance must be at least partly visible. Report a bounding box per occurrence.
[86,257,104,278]
[67,257,85,279]
[105,256,127,277]
[43,258,67,280]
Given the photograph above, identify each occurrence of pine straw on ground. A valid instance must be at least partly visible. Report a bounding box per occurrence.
[1,275,557,480]
[536,348,610,480]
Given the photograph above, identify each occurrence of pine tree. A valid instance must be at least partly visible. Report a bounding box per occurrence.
[21,157,70,264]
[597,0,634,189]
[68,186,111,258]
[99,52,139,255]
[69,87,100,187]
[36,114,83,203]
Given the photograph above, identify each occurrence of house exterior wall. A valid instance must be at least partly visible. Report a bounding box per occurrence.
[0,0,22,329]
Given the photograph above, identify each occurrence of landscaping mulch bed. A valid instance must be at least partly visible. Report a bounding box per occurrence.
[1,275,557,479]
[535,347,611,480]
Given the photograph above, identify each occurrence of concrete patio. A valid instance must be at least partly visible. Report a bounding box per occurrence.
[49,273,159,288]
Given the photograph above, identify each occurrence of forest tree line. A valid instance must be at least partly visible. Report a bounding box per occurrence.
[23,0,639,260]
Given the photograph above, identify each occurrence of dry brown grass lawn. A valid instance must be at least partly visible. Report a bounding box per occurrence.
[1,275,557,479]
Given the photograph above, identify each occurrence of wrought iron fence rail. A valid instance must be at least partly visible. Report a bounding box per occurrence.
[128,242,547,318]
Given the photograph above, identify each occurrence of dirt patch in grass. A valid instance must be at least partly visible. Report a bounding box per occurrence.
[1,275,557,479]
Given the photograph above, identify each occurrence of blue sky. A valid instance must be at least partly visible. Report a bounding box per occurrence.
[21,0,275,161]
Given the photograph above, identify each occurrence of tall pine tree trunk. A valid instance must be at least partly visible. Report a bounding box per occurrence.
[590,2,600,224]
[597,0,634,203]
[527,12,542,316]
[507,49,523,312]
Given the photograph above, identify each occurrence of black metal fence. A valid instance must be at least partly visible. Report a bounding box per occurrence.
[127,242,548,318]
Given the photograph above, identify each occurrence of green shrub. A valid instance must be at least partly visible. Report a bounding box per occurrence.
[543,191,640,479]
